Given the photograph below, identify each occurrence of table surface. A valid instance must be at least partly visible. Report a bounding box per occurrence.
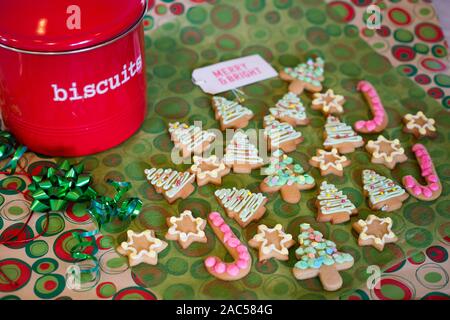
[0,0,449,300]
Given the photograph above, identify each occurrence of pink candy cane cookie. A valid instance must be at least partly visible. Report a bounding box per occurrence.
[204,212,252,281]
[402,144,442,201]
[353,81,388,134]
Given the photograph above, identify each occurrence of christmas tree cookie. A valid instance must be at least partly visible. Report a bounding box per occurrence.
[215,188,267,227]
[144,167,195,204]
[323,115,364,154]
[293,223,354,291]
[269,92,309,126]
[362,169,408,212]
[263,115,303,153]
[212,96,254,130]
[260,150,315,204]
[168,122,216,158]
[223,131,264,173]
[315,181,358,224]
[279,57,325,95]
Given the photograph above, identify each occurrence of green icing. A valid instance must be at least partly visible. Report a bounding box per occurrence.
[294,223,353,270]
[264,152,315,187]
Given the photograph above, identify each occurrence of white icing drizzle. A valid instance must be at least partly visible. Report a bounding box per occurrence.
[269,92,307,122]
[357,215,396,244]
[169,122,215,152]
[212,96,253,125]
[215,188,266,223]
[191,155,226,179]
[252,224,293,255]
[317,181,356,215]
[362,170,406,209]
[223,132,263,165]
[144,168,195,198]
[404,111,436,135]
[367,135,404,163]
[264,115,302,147]
[324,116,363,146]
[168,210,205,241]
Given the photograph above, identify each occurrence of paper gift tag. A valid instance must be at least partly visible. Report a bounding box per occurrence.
[192,54,278,94]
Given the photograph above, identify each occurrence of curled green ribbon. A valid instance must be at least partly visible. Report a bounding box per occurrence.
[0,130,27,174]
[88,179,142,229]
[28,160,97,212]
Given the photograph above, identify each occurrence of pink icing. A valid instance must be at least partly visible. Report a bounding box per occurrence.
[422,187,432,198]
[403,144,441,199]
[205,212,250,276]
[205,257,216,267]
[214,262,226,274]
[226,264,240,276]
[354,80,386,132]
[355,121,365,130]
[404,176,415,188]
[220,224,231,233]
[228,238,240,248]
[430,183,439,191]
[236,259,249,269]
[237,245,247,253]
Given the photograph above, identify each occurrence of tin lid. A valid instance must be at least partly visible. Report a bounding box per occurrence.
[0,0,147,53]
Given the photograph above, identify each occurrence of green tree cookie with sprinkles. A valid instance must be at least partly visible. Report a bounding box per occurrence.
[293,223,354,291]
[279,57,325,95]
[260,150,315,204]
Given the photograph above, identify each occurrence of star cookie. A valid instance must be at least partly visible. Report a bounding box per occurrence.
[309,148,351,176]
[249,224,295,262]
[117,229,168,267]
[190,155,230,186]
[165,210,207,249]
[311,89,345,116]
[366,135,407,169]
[402,111,437,139]
[352,215,398,251]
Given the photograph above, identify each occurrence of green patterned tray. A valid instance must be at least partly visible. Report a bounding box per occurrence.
[72,0,450,299]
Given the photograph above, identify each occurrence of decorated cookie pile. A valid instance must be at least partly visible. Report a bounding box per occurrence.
[127,55,442,294]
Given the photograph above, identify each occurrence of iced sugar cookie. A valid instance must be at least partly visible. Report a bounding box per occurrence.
[249,224,295,262]
[402,144,442,201]
[353,215,397,252]
[353,80,388,134]
[144,167,195,204]
[362,169,408,212]
[293,223,354,291]
[204,212,252,281]
[316,181,358,224]
[365,135,407,169]
[279,57,325,95]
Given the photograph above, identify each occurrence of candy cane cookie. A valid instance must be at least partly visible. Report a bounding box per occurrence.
[204,212,252,281]
[353,80,388,134]
[402,144,442,201]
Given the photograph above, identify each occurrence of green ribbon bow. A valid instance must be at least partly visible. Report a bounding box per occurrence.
[29,160,97,213]
[87,179,142,229]
[0,130,27,174]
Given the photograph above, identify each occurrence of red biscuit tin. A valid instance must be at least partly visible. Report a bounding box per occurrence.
[0,0,148,156]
